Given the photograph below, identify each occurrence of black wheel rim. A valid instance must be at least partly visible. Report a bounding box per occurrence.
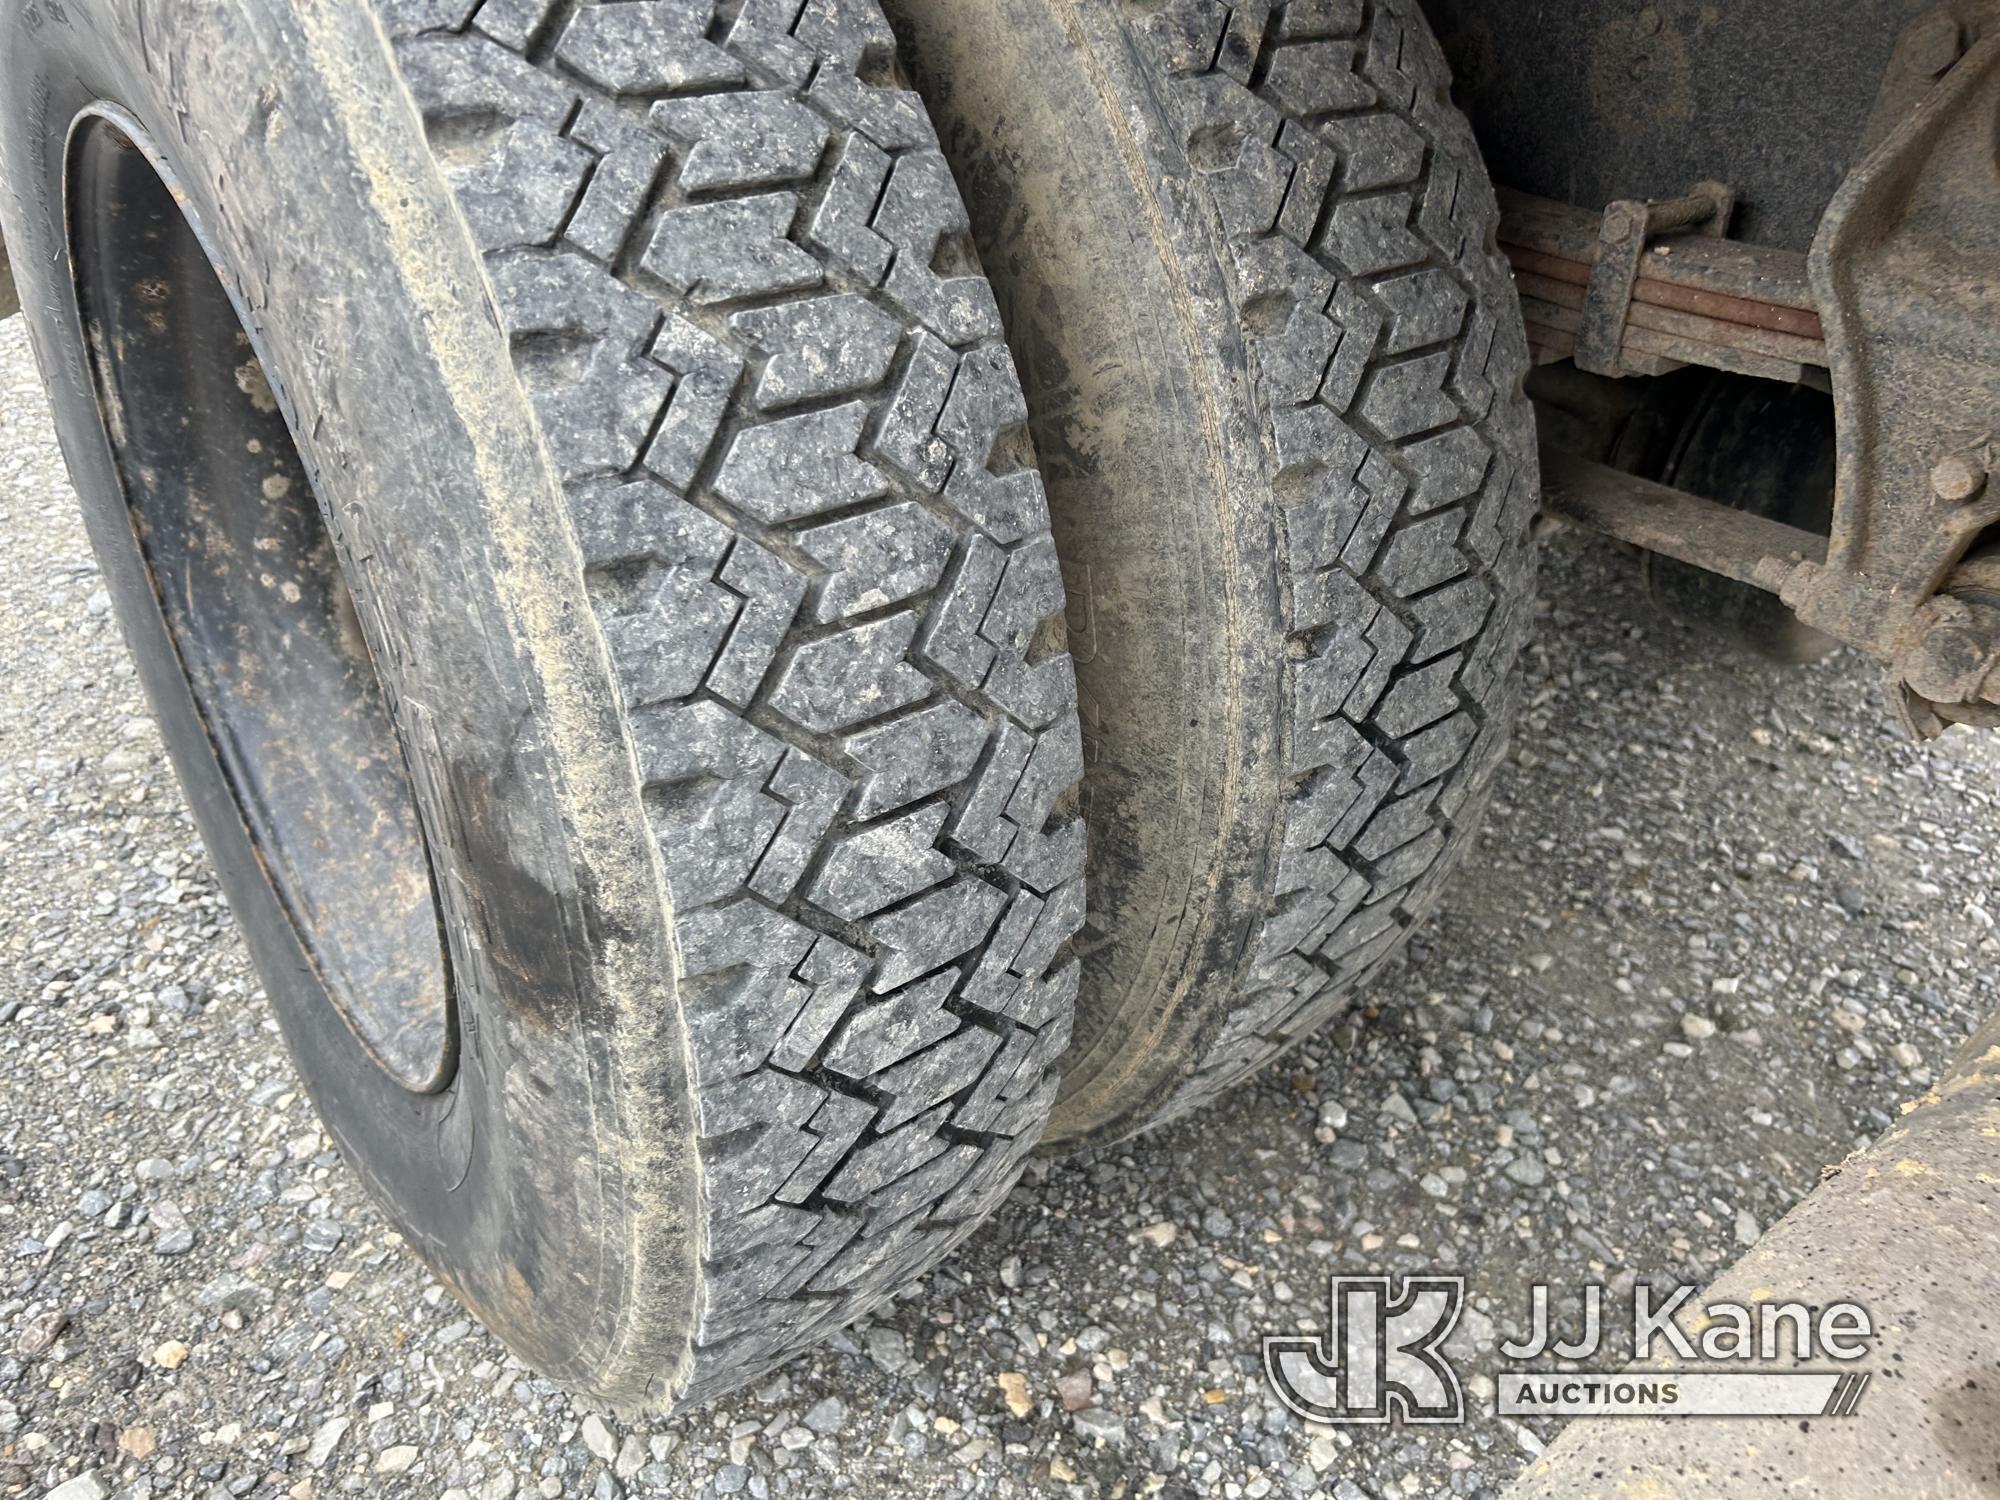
[68,112,457,1094]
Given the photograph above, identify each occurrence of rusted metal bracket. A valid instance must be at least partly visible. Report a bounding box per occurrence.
[1500,190,1827,383]
[1766,10,2000,737]
[1575,182,1737,377]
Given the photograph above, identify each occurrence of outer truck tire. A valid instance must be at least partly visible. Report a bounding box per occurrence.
[0,0,1082,1410]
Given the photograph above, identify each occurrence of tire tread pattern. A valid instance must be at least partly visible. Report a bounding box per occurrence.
[379,0,1083,1404]
[1124,0,1538,1124]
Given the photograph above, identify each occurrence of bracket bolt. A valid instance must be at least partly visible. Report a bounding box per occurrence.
[1932,453,1988,504]
[1906,13,1966,78]
[1602,204,1641,240]
[1899,595,2000,706]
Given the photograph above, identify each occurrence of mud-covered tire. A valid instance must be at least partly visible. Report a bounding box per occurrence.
[889,0,1538,1146]
[0,0,1081,1409]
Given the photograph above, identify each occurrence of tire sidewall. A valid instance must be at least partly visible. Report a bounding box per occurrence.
[887,0,1289,1144]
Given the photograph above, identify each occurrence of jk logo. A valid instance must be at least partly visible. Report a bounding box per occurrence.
[1264,1276,1466,1425]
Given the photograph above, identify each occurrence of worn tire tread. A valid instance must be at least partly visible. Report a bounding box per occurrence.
[380,0,1082,1405]
[1126,0,1538,1125]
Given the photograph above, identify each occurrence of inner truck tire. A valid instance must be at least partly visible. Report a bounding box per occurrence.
[887,0,1539,1147]
[0,0,1082,1410]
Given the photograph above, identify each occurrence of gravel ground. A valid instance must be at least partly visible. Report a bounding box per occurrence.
[4,307,1999,1500]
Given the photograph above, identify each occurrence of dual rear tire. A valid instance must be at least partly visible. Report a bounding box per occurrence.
[891,0,1539,1147]
[0,0,1535,1407]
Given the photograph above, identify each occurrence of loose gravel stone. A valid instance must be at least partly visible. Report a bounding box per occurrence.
[1054,1368,1094,1412]
[996,1371,1033,1418]
[307,1416,350,1469]
[580,1413,617,1464]
[1071,1408,1126,1445]
[801,1396,847,1435]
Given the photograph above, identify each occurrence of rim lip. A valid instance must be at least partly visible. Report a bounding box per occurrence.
[0,0,710,1395]
[64,100,461,1095]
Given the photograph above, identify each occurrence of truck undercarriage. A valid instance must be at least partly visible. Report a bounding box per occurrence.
[1437,5,2000,1489]
[1458,2,2000,744]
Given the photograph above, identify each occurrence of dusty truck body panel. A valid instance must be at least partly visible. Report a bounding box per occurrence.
[1426,0,1923,252]
[1506,1009,2000,1498]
